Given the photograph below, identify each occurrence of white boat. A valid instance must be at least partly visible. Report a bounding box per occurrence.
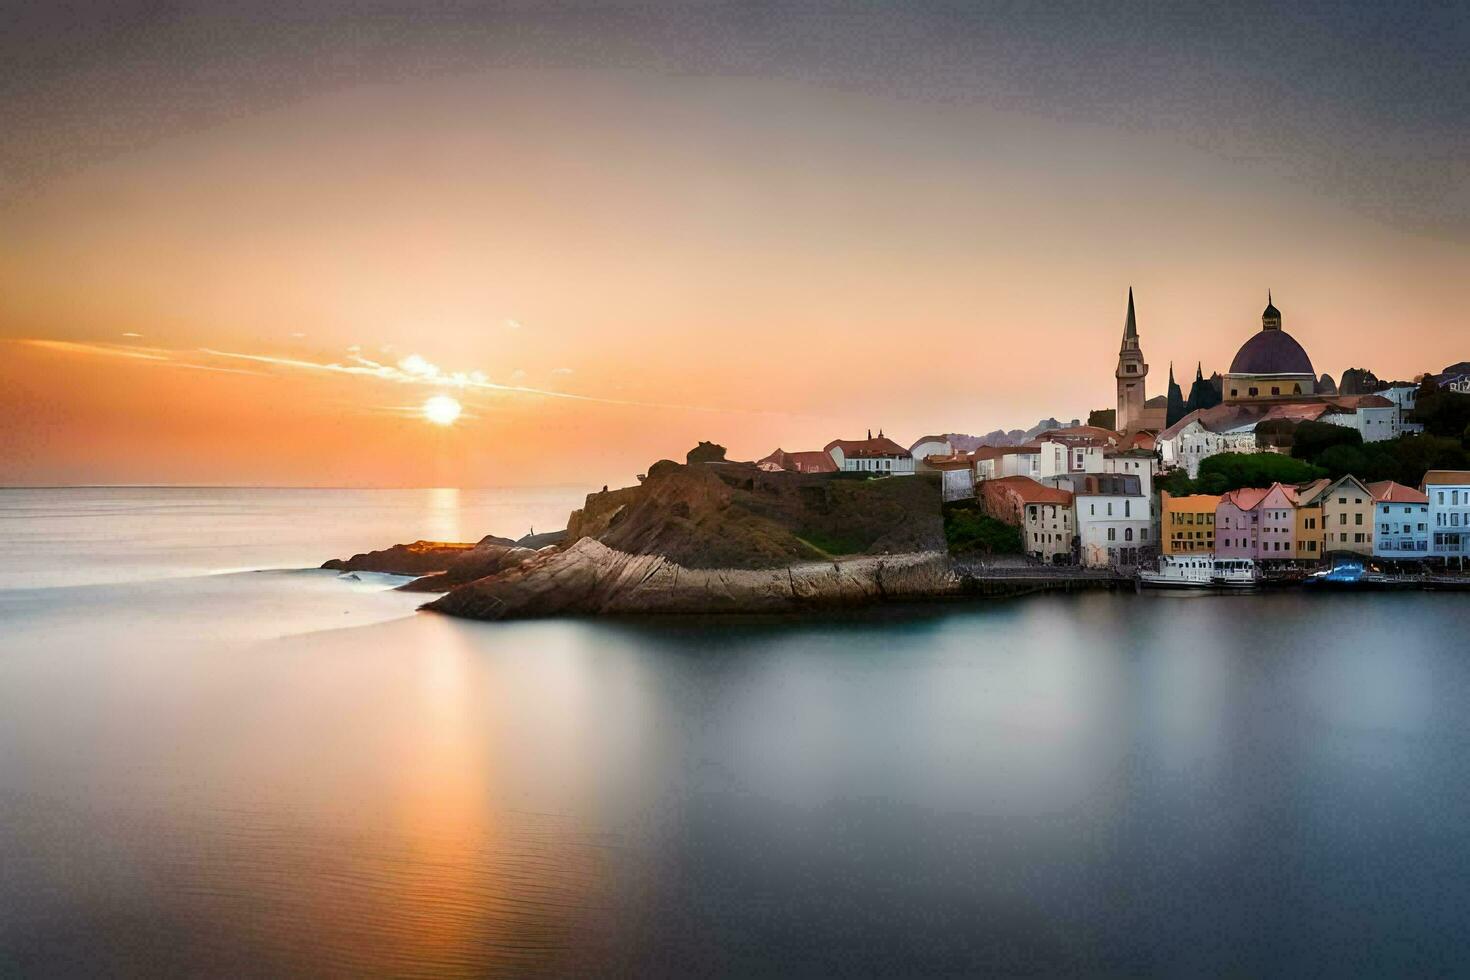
[1138,555,1257,590]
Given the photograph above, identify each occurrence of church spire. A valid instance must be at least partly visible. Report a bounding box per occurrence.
[1262,290,1281,330]
[1121,286,1138,344]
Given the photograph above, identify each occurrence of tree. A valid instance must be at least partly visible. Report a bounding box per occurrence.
[943,506,1024,555]
[1159,469,1197,497]
[1290,420,1362,460]
[1316,444,1370,479]
[1088,408,1116,430]
[1411,383,1470,441]
[1195,452,1326,493]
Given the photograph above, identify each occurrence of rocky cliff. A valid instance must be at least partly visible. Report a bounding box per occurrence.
[422,538,960,619]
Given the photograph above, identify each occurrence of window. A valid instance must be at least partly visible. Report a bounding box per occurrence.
[1248,387,1259,397]
[1230,388,1238,397]
[1125,528,1134,541]
[1271,386,1280,395]
[1339,513,1347,525]
[1355,513,1363,525]
[1107,528,1116,541]
[1125,500,1131,517]
[1354,533,1365,544]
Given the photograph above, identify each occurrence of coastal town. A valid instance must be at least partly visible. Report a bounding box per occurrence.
[752,290,1470,586]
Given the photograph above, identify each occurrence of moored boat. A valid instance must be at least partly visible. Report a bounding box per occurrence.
[1139,555,1257,590]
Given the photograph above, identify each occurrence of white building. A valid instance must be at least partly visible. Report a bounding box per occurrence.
[1059,472,1154,569]
[1424,470,1470,563]
[927,455,976,501]
[825,433,916,475]
[973,446,1041,481]
[1157,406,1259,478]
[908,435,953,470]
[1377,384,1424,437]
[1369,481,1430,559]
[1319,395,1397,443]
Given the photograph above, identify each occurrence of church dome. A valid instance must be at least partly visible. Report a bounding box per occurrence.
[1229,329,1314,376]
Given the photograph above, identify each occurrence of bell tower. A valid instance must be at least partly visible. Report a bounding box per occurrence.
[1115,287,1148,431]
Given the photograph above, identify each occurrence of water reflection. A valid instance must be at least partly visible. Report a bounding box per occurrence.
[6,587,1470,975]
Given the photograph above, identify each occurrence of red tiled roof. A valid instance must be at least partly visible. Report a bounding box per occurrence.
[824,436,910,459]
[1220,487,1270,511]
[924,454,975,471]
[972,445,1039,460]
[757,448,839,473]
[985,476,1073,505]
[1368,480,1428,504]
[1423,470,1470,486]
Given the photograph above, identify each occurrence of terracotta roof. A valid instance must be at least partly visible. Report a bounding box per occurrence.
[985,476,1073,505]
[823,436,910,459]
[1326,394,1393,409]
[1368,480,1428,504]
[1157,403,1258,441]
[1296,478,1331,502]
[1261,402,1329,423]
[757,448,838,473]
[1423,470,1470,486]
[1220,487,1270,511]
[925,454,975,471]
[1123,431,1157,451]
[972,445,1040,459]
[1040,425,1120,443]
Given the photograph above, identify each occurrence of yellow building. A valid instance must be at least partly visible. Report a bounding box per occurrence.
[1299,475,1375,556]
[1161,491,1221,554]
[1294,478,1328,561]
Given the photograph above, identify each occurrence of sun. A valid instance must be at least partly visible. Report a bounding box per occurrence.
[422,394,462,426]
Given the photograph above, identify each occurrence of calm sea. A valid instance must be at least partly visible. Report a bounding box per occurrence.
[3,487,1470,975]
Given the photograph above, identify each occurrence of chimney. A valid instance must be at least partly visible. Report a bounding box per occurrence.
[867,428,872,440]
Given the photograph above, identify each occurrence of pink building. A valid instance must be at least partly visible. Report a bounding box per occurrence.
[1255,483,1300,561]
[1215,487,1268,559]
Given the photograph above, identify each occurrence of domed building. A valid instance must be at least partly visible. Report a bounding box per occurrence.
[1223,294,1316,403]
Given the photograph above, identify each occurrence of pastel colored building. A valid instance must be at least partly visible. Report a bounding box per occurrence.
[980,476,1076,564]
[1301,474,1375,556]
[1215,486,1267,559]
[1160,491,1220,554]
[1293,478,1329,562]
[1369,481,1430,558]
[1255,483,1302,562]
[1424,470,1470,561]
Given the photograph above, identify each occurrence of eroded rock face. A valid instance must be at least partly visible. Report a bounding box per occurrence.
[397,541,539,593]
[420,538,959,620]
[322,540,477,575]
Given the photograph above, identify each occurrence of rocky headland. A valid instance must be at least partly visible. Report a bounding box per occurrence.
[324,456,1112,620]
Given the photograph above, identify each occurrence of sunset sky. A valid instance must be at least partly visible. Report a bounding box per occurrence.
[3,2,1467,488]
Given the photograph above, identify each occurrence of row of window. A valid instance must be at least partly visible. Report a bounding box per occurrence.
[1105,527,1148,542]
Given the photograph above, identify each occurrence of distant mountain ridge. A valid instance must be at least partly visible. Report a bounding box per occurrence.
[946,418,1079,451]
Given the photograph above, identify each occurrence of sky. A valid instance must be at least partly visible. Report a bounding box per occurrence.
[2,1,1467,488]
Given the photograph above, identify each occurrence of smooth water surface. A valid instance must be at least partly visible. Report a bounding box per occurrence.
[3,489,1470,975]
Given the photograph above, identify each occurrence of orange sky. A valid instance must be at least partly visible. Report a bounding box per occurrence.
[4,69,1467,488]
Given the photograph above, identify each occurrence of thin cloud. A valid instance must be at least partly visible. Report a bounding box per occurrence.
[551,366,574,376]
[10,337,825,420]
